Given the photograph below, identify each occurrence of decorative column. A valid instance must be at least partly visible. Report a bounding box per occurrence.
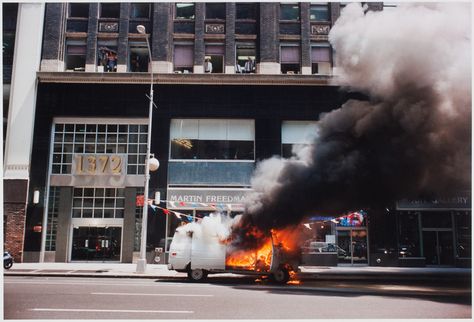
[258,3,280,74]
[4,3,46,263]
[116,3,130,72]
[85,3,99,72]
[224,3,236,74]
[40,3,66,71]
[193,3,205,73]
[153,3,174,73]
[300,2,311,75]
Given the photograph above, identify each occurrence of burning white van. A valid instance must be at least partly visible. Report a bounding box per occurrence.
[167,214,300,283]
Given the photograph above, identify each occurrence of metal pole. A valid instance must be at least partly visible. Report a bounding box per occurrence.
[136,28,154,273]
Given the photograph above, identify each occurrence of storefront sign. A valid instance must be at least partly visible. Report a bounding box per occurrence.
[396,193,471,210]
[167,188,251,210]
[73,154,126,176]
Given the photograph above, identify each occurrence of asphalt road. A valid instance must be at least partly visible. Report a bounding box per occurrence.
[4,275,471,319]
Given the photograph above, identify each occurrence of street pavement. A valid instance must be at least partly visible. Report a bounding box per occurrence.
[4,262,472,282]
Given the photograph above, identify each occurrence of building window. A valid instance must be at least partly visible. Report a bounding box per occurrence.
[170,119,255,160]
[310,4,329,21]
[281,121,318,158]
[72,188,125,219]
[129,42,149,72]
[206,3,226,20]
[51,122,148,175]
[130,3,150,19]
[205,44,225,73]
[236,3,258,20]
[45,186,59,251]
[69,3,89,18]
[98,40,118,72]
[175,3,195,20]
[174,44,194,73]
[397,212,421,257]
[280,3,300,21]
[454,212,471,258]
[311,44,332,74]
[236,43,256,73]
[65,40,86,72]
[280,45,300,74]
[100,3,120,19]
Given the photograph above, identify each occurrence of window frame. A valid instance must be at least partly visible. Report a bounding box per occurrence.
[236,3,258,21]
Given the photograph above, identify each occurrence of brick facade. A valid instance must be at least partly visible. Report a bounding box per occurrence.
[4,179,28,263]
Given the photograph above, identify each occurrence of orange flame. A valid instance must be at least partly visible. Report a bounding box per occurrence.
[225,226,302,273]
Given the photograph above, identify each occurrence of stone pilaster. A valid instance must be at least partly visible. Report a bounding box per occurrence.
[117,3,130,72]
[225,3,236,73]
[85,3,99,72]
[40,3,66,71]
[193,3,205,73]
[258,3,280,74]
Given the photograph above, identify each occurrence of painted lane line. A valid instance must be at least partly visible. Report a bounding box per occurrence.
[30,308,193,314]
[4,280,216,288]
[91,292,213,297]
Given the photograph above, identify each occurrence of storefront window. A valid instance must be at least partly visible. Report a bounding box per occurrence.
[454,211,471,258]
[397,212,421,257]
[170,119,255,160]
[421,211,452,228]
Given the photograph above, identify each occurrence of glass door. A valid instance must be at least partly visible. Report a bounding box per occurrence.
[422,230,454,266]
[71,226,122,261]
[337,228,368,265]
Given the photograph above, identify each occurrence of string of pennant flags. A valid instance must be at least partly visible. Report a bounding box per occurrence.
[135,195,243,222]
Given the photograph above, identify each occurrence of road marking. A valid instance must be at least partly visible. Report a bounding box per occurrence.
[91,292,213,297]
[4,280,215,288]
[31,308,193,314]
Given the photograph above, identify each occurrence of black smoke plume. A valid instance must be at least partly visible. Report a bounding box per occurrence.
[233,3,471,240]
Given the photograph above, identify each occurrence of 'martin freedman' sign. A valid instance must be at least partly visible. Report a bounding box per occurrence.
[167,188,251,209]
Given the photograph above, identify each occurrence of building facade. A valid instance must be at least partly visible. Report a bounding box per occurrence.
[3,2,471,267]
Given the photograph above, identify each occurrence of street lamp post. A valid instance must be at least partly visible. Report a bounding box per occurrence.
[136,24,157,273]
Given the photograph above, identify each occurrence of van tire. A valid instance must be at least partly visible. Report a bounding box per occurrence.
[187,268,208,282]
[270,267,290,284]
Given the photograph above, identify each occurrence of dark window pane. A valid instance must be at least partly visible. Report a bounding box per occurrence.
[100,3,120,18]
[236,3,257,20]
[175,3,195,19]
[280,4,299,21]
[130,3,150,19]
[422,212,452,228]
[310,5,329,21]
[206,3,226,20]
[69,3,89,18]
[397,212,421,257]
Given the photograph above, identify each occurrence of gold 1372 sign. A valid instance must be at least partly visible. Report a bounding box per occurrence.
[73,154,126,176]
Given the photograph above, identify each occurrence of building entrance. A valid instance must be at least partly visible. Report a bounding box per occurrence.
[422,230,454,266]
[71,226,122,261]
[337,228,368,265]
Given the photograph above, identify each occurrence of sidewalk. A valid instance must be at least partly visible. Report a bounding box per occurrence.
[4,262,471,281]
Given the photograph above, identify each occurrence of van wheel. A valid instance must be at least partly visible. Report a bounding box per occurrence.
[187,268,208,282]
[270,267,290,284]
